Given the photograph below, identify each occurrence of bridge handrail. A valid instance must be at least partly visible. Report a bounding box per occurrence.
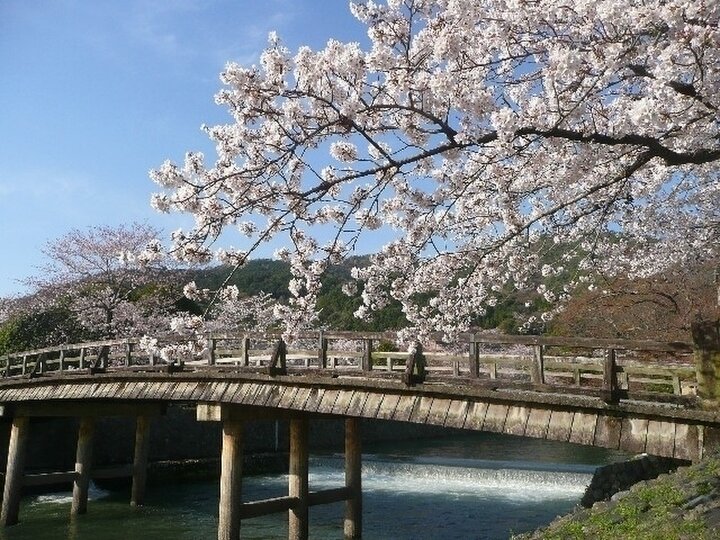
[0,330,698,405]
[0,331,693,362]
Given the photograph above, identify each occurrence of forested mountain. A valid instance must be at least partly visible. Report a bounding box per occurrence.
[2,253,714,355]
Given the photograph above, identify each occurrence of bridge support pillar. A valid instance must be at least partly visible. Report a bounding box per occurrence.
[131,415,152,507]
[219,419,243,540]
[289,417,309,540]
[1,416,29,526]
[344,417,362,539]
[71,416,95,516]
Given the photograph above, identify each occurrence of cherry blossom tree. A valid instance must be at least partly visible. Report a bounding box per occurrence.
[22,223,180,339]
[149,0,719,338]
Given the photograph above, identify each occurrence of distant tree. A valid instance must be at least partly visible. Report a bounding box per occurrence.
[0,300,85,355]
[19,223,182,340]
[148,0,719,338]
[551,261,719,342]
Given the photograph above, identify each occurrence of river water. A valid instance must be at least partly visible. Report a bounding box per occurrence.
[1,432,628,540]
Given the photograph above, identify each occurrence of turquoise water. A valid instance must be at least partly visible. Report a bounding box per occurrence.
[1,433,627,539]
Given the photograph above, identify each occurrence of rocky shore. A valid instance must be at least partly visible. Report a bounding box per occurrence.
[515,452,720,539]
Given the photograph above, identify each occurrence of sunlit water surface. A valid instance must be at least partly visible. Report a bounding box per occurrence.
[0,433,628,540]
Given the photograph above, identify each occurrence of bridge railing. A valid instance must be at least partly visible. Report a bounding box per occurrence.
[0,331,696,405]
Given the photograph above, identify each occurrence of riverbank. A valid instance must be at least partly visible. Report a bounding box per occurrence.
[514,452,720,539]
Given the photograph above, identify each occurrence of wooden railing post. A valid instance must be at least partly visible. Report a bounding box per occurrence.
[603,348,619,403]
[207,337,217,366]
[21,355,27,375]
[125,341,133,367]
[692,320,720,401]
[403,342,426,386]
[672,375,682,395]
[31,353,47,376]
[59,348,66,372]
[488,361,497,379]
[318,332,328,369]
[362,339,373,372]
[95,345,109,371]
[268,339,287,376]
[468,340,479,378]
[531,345,545,384]
[241,336,250,367]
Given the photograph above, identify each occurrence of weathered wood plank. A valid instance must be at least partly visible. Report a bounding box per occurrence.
[444,400,470,428]
[569,412,597,446]
[408,396,434,424]
[302,388,325,412]
[345,391,369,417]
[593,415,623,449]
[463,401,489,430]
[238,496,298,520]
[360,394,383,418]
[115,381,132,399]
[524,408,552,439]
[262,385,287,408]
[57,383,74,401]
[426,398,452,426]
[158,382,178,401]
[330,390,354,416]
[204,381,230,402]
[702,427,720,460]
[391,395,417,422]
[130,381,148,400]
[482,403,509,433]
[290,387,314,410]
[187,381,209,401]
[250,384,275,407]
[228,382,248,403]
[673,423,700,461]
[243,383,266,405]
[375,394,400,420]
[619,418,649,454]
[278,386,300,409]
[645,420,676,457]
[315,389,340,414]
[546,410,574,443]
[504,406,530,437]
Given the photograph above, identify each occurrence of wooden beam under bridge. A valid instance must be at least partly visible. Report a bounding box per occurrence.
[197,403,362,540]
[0,401,165,527]
[0,401,166,418]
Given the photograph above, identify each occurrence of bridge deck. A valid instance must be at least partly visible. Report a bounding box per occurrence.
[0,368,717,461]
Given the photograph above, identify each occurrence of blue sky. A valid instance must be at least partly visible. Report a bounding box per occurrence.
[0,0,368,297]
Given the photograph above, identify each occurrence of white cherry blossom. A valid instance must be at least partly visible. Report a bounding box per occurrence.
[150,0,719,337]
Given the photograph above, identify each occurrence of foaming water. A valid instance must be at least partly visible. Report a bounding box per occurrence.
[32,483,111,506]
[2,434,617,540]
[308,455,592,501]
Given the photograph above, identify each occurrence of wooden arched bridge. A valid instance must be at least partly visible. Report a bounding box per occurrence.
[0,330,718,539]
